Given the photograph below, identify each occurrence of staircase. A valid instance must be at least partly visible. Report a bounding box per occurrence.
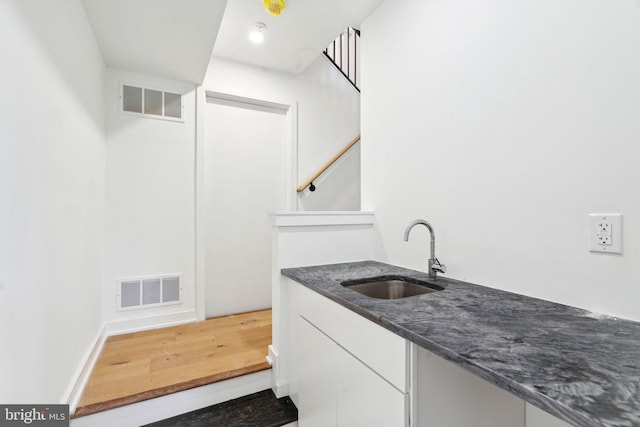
[294,27,361,210]
[324,27,360,92]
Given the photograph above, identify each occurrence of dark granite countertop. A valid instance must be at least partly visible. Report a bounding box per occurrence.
[281,260,640,427]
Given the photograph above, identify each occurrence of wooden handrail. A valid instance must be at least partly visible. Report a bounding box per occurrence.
[297,135,361,192]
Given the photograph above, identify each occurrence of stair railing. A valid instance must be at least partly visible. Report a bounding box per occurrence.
[297,135,361,192]
[324,27,360,92]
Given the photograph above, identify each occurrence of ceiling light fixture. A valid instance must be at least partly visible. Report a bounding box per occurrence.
[264,0,285,16]
[249,22,266,44]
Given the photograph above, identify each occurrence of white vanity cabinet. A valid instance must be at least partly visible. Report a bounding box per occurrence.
[296,317,338,427]
[414,347,524,427]
[296,285,409,427]
[288,281,570,427]
[525,403,573,427]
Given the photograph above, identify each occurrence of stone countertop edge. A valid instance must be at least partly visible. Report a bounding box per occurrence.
[281,260,640,427]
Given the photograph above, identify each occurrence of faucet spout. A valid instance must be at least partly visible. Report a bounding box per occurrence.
[404,219,446,279]
[404,219,435,258]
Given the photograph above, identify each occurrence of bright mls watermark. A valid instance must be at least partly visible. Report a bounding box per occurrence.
[0,405,68,426]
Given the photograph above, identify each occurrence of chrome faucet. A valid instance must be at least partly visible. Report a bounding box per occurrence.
[404,219,447,279]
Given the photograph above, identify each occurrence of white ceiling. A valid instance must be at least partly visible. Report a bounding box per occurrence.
[81,0,228,84]
[213,0,385,74]
[80,0,385,83]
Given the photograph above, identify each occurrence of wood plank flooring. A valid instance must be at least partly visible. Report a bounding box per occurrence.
[74,309,272,418]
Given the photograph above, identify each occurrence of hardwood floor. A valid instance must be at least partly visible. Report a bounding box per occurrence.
[74,309,272,418]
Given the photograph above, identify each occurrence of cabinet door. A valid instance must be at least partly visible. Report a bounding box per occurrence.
[297,317,337,427]
[525,403,572,427]
[336,345,408,427]
[415,348,524,427]
[298,284,409,391]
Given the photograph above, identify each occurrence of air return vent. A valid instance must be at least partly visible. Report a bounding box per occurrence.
[119,82,184,122]
[117,274,182,311]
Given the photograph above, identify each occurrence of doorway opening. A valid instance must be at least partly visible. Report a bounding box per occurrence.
[202,92,296,319]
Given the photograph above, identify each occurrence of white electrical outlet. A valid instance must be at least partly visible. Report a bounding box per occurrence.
[589,213,622,254]
[596,222,612,245]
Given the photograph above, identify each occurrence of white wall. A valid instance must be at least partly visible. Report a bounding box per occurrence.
[103,53,361,328]
[204,56,361,210]
[361,0,640,320]
[299,141,361,212]
[104,69,197,332]
[204,100,287,317]
[0,0,105,402]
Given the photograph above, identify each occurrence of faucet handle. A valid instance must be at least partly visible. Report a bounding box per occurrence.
[432,258,447,274]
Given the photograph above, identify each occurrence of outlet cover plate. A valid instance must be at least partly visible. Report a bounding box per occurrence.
[589,213,622,254]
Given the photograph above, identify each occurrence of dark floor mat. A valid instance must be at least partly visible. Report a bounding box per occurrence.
[143,389,297,427]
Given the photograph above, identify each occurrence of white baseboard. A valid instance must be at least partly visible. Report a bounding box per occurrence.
[273,379,289,399]
[63,323,107,413]
[268,344,289,398]
[67,309,275,423]
[66,310,199,412]
[105,309,198,335]
[266,344,276,366]
[70,369,272,427]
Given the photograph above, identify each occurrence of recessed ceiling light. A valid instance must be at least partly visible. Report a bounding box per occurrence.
[250,22,266,44]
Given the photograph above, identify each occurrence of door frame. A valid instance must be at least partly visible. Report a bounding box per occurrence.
[194,88,298,321]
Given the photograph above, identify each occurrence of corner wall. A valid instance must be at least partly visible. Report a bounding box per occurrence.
[204,56,361,211]
[103,69,197,332]
[0,0,106,402]
[361,0,640,320]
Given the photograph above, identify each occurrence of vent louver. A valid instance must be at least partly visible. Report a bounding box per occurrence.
[118,274,182,311]
[120,83,184,122]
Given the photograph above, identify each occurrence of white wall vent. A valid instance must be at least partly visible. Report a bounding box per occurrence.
[119,82,184,122]
[117,274,182,311]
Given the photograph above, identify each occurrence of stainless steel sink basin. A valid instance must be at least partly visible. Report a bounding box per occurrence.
[342,277,443,299]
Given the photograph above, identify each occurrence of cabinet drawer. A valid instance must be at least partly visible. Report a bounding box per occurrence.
[298,284,408,392]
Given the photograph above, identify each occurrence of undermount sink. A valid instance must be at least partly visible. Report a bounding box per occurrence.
[342,276,443,300]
